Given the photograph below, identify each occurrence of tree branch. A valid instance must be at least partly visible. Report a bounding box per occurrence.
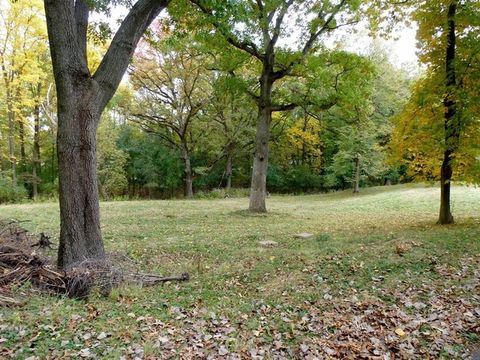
[44,0,89,79]
[271,0,350,80]
[189,0,263,60]
[271,103,297,112]
[270,0,294,47]
[74,0,89,64]
[94,0,170,111]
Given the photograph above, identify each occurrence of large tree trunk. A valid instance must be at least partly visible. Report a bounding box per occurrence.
[56,83,104,269]
[249,75,273,213]
[353,155,360,193]
[32,95,41,200]
[182,146,193,198]
[438,1,458,225]
[44,0,170,269]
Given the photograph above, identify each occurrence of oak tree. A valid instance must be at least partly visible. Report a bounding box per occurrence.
[43,0,170,269]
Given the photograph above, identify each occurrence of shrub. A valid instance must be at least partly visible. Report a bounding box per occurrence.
[0,177,28,203]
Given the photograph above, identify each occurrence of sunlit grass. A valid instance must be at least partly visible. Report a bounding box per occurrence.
[1,184,479,358]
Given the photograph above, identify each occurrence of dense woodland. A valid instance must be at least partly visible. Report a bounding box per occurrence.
[0,0,478,211]
[0,2,479,357]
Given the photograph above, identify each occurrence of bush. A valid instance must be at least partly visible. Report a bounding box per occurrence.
[0,177,28,203]
[284,165,322,193]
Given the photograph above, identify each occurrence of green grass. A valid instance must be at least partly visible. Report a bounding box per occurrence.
[1,184,479,358]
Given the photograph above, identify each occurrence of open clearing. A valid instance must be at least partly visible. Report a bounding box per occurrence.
[1,184,479,359]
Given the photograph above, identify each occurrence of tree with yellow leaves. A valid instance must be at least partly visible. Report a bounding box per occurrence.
[0,0,49,190]
[390,0,480,224]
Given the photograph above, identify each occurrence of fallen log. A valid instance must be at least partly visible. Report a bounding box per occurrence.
[134,272,190,286]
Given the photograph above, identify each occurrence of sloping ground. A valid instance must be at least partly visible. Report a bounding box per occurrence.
[0,184,479,359]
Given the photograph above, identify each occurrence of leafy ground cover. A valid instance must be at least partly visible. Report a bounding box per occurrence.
[0,184,479,359]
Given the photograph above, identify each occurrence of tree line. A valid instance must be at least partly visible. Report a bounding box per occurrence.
[0,0,478,268]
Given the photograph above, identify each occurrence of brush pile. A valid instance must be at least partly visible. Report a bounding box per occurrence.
[0,219,189,306]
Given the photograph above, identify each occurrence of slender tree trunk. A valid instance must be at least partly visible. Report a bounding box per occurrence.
[301,113,308,164]
[439,150,454,224]
[56,82,105,269]
[50,131,56,183]
[32,95,41,200]
[249,74,273,213]
[18,118,26,171]
[225,152,233,191]
[353,155,360,193]
[182,146,193,198]
[7,106,17,187]
[438,1,458,225]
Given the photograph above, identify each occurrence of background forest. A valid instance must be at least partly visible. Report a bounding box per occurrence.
[0,0,478,204]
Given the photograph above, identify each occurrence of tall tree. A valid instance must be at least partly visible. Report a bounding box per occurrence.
[209,75,256,190]
[129,37,212,198]
[391,0,480,224]
[43,0,170,269]
[173,0,363,212]
[438,1,458,224]
[0,0,47,187]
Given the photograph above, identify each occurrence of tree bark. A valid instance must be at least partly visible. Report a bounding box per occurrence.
[44,0,170,269]
[56,80,105,269]
[353,155,360,193]
[249,74,273,212]
[438,1,458,225]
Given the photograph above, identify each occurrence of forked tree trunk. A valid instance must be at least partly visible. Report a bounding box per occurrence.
[56,83,104,269]
[44,0,169,269]
[353,155,360,193]
[249,75,273,213]
[438,1,458,225]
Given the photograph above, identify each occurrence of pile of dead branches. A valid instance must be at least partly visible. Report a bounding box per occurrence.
[0,245,67,305]
[0,219,190,306]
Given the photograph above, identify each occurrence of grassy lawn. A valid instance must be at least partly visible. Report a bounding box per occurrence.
[1,184,479,359]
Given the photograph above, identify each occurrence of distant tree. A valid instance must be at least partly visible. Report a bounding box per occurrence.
[97,113,128,199]
[117,124,184,197]
[171,0,369,212]
[43,0,170,269]
[208,76,256,190]
[0,0,47,187]
[129,37,212,198]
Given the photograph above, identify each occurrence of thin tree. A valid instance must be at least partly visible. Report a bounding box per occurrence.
[438,0,458,224]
